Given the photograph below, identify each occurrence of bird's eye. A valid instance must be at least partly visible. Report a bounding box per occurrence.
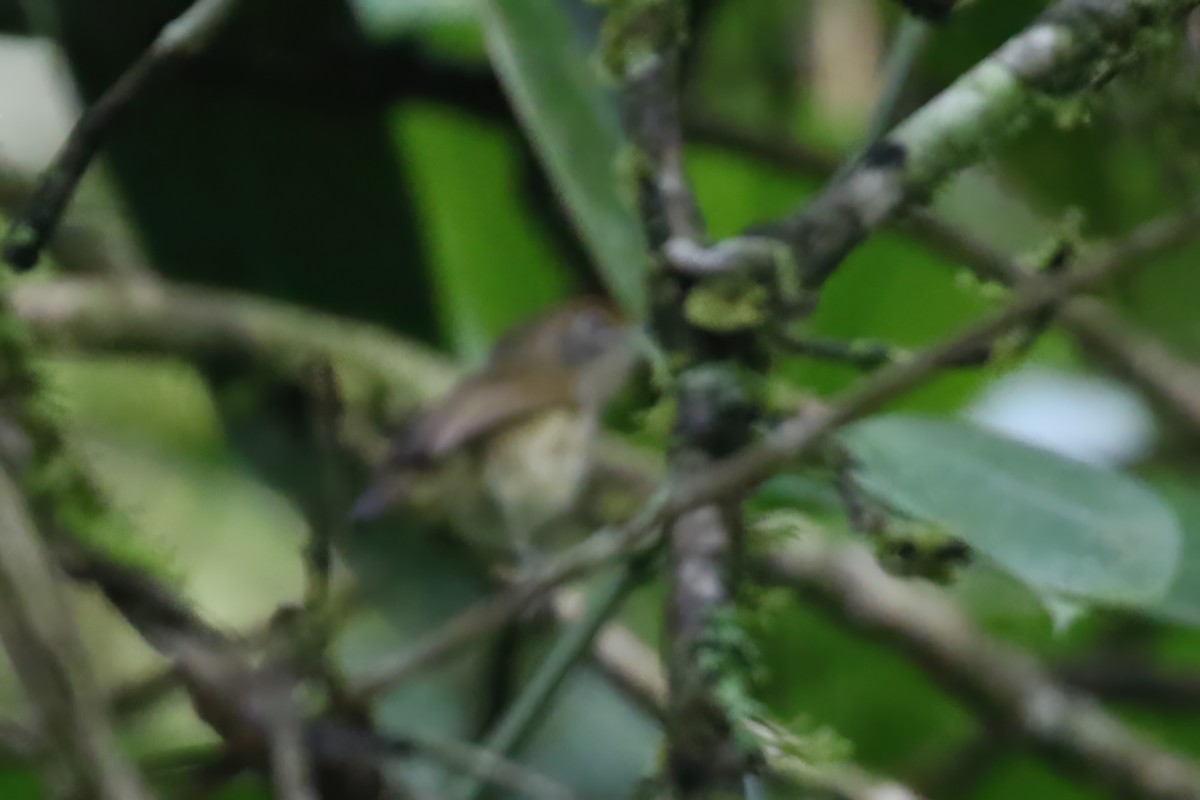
[563,308,615,363]
[571,310,604,337]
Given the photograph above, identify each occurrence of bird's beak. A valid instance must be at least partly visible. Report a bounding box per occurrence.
[347,480,395,525]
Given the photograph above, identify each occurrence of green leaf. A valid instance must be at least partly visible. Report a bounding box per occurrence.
[1144,479,1200,628]
[479,0,649,317]
[395,105,574,362]
[840,414,1181,610]
[353,0,475,36]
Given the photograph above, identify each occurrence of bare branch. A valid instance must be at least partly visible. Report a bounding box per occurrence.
[302,362,345,604]
[681,243,1157,508]
[59,548,574,800]
[406,733,576,800]
[907,203,1200,433]
[10,275,457,402]
[758,536,1200,800]
[615,4,705,248]
[0,160,141,277]
[0,468,154,800]
[267,710,319,800]
[680,117,1200,436]
[2,0,243,272]
[343,519,665,704]
[259,638,319,800]
[458,564,646,800]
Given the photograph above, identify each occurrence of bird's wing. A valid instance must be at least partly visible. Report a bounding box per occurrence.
[396,367,579,463]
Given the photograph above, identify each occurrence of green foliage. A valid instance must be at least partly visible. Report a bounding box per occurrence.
[753,591,974,771]
[684,276,771,333]
[1142,478,1200,628]
[842,413,1182,613]
[0,769,40,800]
[8,2,1200,799]
[596,0,686,78]
[480,0,649,317]
[0,287,178,579]
[873,518,971,585]
[394,106,574,361]
[695,605,767,755]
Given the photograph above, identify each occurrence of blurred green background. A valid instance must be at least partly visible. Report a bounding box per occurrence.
[3,1,1200,799]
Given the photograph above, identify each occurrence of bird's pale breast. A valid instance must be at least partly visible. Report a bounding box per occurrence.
[481,407,596,549]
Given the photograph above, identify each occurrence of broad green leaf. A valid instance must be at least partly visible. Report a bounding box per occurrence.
[479,0,649,317]
[841,414,1181,610]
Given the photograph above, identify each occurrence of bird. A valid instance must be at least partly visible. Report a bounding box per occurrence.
[348,297,638,564]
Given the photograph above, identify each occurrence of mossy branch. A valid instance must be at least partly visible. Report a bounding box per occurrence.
[0,275,170,577]
[0,468,154,800]
[705,0,1200,293]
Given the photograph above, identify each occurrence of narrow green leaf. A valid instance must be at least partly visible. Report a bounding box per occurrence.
[841,414,1181,610]
[479,0,649,317]
[395,106,573,362]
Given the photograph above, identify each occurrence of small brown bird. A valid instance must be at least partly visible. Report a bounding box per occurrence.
[349,298,637,561]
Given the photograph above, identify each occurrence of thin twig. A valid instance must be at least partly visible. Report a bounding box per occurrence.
[2,0,242,271]
[680,243,1157,507]
[346,572,552,702]
[758,536,1200,800]
[406,732,576,800]
[569,601,667,719]
[750,715,927,800]
[0,468,155,800]
[834,14,931,180]
[267,715,319,800]
[351,240,1142,721]
[678,115,1200,436]
[343,519,665,703]
[869,17,929,137]
[304,361,344,603]
[906,203,1200,432]
[0,160,141,276]
[502,563,930,800]
[10,276,457,401]
[55,541,395,799]
[260,637,319,800]
[108,664,181,722]
[458,563,648,800]
[754,0,1200,289]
